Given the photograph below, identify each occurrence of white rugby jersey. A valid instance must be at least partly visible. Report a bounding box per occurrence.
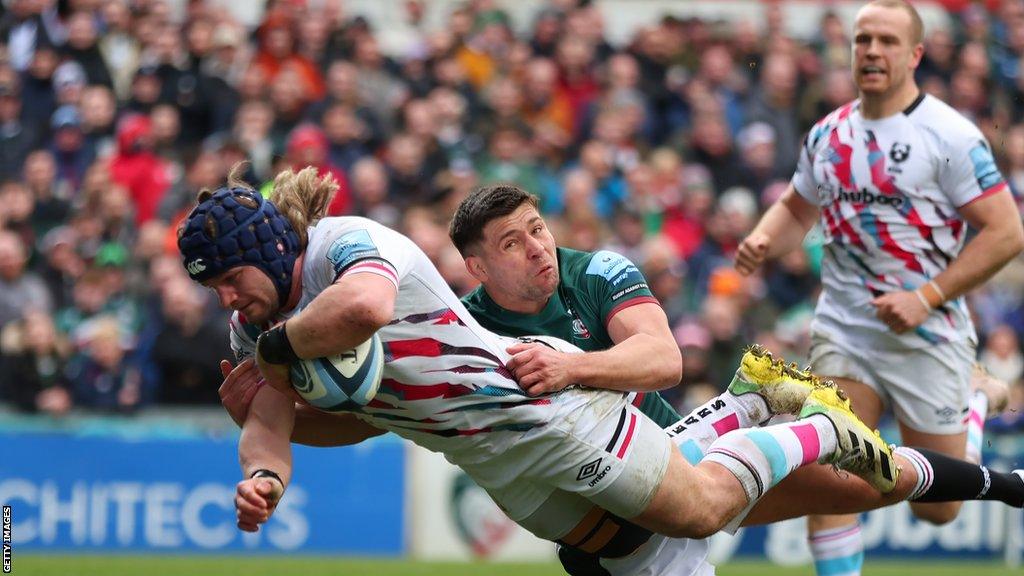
[229,216,588,469]
[793,94,1007,349]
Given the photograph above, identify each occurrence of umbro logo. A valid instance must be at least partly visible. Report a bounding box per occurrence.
[935,406,958,425]
[577,458,603,481]
[186,258,207,275]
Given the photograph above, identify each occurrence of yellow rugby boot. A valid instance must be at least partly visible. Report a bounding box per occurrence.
[799,387,900,493]
[727,344,832,416]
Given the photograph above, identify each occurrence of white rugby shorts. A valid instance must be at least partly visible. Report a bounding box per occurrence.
[809,332,974,435]
[475,387,672,534]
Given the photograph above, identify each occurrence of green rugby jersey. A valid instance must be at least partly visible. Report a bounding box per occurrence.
[462,247,682,426]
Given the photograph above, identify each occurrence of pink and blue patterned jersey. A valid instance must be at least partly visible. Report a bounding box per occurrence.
[793,95,1007,349]
[229,216,585,471]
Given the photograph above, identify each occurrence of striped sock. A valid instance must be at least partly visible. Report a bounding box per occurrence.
[703,414,837,502]
[894,446,933,500]
[965,391,988,464]
[809,523,864,576]
[666,393,770,465]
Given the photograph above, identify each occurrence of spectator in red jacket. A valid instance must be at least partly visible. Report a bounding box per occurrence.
[107,114,171,225]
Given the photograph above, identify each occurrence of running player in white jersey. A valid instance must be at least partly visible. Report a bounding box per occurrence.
[735,2,1024,575]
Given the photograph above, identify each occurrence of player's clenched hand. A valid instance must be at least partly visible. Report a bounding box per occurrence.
[506,342,577,396]
[235,476,284,532]
[735,232,770,276]
[872,290,931,334]
[219,358,266,427]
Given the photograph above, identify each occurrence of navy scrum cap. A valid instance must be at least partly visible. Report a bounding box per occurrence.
[177,187,300,306]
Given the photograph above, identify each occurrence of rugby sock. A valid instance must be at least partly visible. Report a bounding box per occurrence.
[667,393,771,465]
[809,523,864,576]
[896,447,1024,507]
[704,415,837,502]
[964,391,988,464]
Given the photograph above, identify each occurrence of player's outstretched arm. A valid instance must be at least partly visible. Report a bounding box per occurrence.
[236,384,295,532]
[736,184,819,276]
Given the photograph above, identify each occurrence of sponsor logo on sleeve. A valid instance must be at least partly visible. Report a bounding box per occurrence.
[326,230,381,273]
[969,141,1003,191]
[611,283,648,301]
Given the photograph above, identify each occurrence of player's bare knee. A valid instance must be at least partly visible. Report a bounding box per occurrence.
[910,501,961,525]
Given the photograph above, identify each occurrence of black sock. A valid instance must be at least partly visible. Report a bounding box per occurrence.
[902,447,1024,507]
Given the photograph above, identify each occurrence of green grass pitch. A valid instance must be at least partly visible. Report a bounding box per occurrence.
[9,556,1017,576]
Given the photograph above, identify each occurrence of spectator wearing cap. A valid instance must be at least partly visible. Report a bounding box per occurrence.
[0,78,39,181]
[52,61,88,107]
[277,123,350,215]
[204,23,249,89]
[735,121,785,195]
[108,114,171,225]
[20,43,60,133]
[124,64,162,115]
[0,230,52,329]
[63,11,114,89]
[49,105,97,194]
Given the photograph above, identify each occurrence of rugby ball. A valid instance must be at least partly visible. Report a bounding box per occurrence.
[289,333,384,411]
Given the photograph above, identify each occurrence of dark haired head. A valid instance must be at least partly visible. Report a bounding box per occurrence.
[448,184,539,255]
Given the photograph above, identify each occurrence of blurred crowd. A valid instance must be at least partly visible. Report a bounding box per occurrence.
[2,0,1024,430]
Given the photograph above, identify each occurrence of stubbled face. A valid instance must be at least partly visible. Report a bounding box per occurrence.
[468,203,559,312]
[203,265,279,324]
[852,4,923,97]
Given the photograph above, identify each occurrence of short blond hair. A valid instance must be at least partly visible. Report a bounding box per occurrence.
[865,0,924,44]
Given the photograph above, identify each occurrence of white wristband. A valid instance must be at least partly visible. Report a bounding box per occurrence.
[914,289,932,313]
